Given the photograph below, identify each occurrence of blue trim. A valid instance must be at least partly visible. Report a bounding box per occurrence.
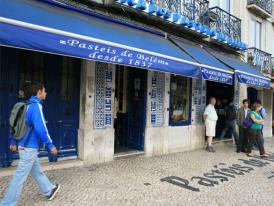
[169,76,192,127]
[38,0,165,37]
[0,22,200,78]
[208,50,270,88]
[170,37,234,85]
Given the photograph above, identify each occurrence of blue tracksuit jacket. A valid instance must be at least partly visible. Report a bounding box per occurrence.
[10,96,55,150]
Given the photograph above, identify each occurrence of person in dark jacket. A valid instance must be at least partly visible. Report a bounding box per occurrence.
[236,99,250,152]
[219,100,240,152]
[1,83,60,206]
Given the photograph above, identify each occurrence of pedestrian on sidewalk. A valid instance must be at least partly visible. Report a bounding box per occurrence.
[256,100,267,146]
[246,102,267,158]
[218,99,240,152]
[204,97,218,153]
[236,99,250,153]
[1,83,60,206]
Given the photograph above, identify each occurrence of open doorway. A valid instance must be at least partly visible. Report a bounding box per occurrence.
[206,81,234,139]
[114,65,147,154]
[247,87,258,106]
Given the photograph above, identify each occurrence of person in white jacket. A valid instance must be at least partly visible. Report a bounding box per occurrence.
[203,97,218,152]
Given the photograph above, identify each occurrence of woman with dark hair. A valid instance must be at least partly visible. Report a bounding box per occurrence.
[246,102,267,158]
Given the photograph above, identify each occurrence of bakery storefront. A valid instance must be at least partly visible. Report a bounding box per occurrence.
[0,0,270,167]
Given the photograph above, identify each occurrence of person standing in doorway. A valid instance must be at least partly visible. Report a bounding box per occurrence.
[236,99,250,152]
[219,100,240,152]
[215,99,225,138]
[204,97,218,153]
[114,96,120,149]
[246,102,267,158]
[1,82,60,206]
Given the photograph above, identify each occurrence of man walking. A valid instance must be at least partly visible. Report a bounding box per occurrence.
[1,83,60,206]
[219,99,240,152]
[204,97,218,152]
[236,99,250,152]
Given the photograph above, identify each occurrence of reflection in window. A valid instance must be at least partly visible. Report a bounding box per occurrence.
[115,65,127,113]
[169,75,190,125]
[18,51,44,99]
[61,57,75,101]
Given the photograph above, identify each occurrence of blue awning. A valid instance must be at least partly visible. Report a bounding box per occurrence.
[0,0,201,78]
[170,37,234,85]
[210,51,270,88]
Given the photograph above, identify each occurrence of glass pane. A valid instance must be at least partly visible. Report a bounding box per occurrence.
[249,19,256,48]
[255,21,261,49]
[220,0,229,12]
[115,65,127,113]
[209,0,221,8]
[169,75,190,123]
[61,57,75,101]
[18,51,44,99]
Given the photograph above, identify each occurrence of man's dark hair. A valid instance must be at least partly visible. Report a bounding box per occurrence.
[29,82,45,96]
[256,100,262,105]
[242,99,249,104]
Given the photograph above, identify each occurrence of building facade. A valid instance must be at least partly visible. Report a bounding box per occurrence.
[232,0,274,137]
[0,0,273,167]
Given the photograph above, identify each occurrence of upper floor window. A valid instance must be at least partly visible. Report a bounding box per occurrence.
[209,0,230,12]
[169,75,191,126]
[250,19,261,49]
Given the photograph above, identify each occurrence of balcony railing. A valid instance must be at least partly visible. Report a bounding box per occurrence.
[153,0,209,23]
[206,7,241,41]
[247,0,273,16]
[247,47,272,75]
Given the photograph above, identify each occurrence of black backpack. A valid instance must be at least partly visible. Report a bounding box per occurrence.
[226,105,237,120]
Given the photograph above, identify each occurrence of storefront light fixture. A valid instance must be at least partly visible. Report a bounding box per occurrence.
[194,22,201,32]
[188,20,195,29]
[156,7,164,16]
[199,25,207,34]
[167,12,179,22]
[127,0,137,6]
[146,3,156,13]
[177,16,189,26]
[162,8,171,19]
[136,0,146,10]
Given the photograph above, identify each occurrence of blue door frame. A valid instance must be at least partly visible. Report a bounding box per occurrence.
[0,47,80,167]
[127,68,147,151]
[0,47,19,167]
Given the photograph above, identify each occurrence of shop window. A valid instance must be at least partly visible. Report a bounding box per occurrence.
[169,75,191,126]
[250,19,261,49]
[19,51,44,99]
[115,65,127,113]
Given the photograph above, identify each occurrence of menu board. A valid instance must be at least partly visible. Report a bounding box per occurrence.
[151,72,165,127]
[191,78,206,125]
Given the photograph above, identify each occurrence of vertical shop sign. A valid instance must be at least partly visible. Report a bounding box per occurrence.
[94,62,113,129]
[191,78,205,124]
[151,72,165,127]
[234,76,240,109]
[105,66,113,127]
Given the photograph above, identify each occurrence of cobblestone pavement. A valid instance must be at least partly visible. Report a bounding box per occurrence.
[1,138,274,206]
